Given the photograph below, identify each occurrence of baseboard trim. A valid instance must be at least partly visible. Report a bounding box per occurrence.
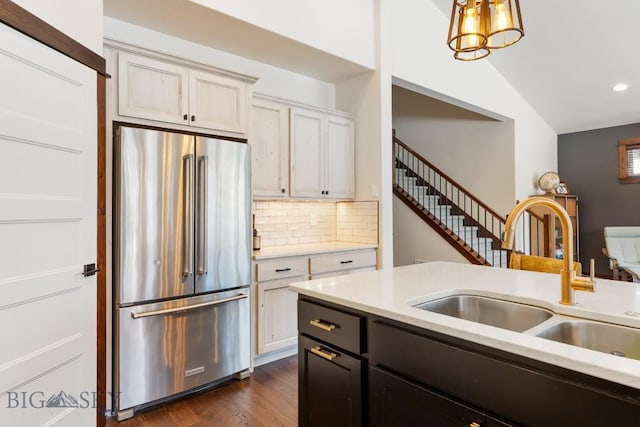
[253,345,298,368]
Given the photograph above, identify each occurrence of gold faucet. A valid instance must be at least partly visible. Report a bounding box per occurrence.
[502,196,595,305]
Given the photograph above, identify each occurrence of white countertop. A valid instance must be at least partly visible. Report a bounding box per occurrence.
[289,261,640,389]
[252,241,377,260]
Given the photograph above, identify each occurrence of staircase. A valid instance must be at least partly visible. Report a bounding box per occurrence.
[393,135,510,267]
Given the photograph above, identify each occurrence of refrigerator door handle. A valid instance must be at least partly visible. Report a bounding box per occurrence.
[197,155,208,276]
[130,293,248,319]
[183,154,194,279]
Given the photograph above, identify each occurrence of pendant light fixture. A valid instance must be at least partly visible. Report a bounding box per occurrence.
[447,0,524,61]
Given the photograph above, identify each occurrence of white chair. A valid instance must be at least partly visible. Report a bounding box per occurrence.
[602,226,640,282]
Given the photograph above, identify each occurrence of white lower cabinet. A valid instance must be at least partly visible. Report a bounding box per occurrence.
[254,248,376,361]
[255,257,308,355]
[257,276,305,354]
[310,248,377,279]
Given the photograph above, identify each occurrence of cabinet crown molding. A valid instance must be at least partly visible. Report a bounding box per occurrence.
[253,92,355,119]
[104,38,259,84]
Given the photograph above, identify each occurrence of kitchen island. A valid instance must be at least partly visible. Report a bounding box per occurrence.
[290,261,640,426]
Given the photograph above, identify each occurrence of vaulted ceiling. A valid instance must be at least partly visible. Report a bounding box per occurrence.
[105,0,640,135]
[432,0,640,134]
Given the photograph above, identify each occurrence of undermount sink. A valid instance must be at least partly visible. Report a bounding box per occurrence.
[536,321,640,361]
[414,295,553,333]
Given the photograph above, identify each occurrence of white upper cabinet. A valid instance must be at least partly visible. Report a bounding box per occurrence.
[251,98,289,198]
[290,107,355,200]
[118,52,189,125]
[325,114,355,199]
[290,107,325,198]
[189,70,246,133]
[118,52,248,134]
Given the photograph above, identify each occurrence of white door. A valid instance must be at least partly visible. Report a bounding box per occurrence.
[290,108,325,198]
[0,23,97,427]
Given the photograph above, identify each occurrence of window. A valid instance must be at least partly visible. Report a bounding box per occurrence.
[618,137,640,184]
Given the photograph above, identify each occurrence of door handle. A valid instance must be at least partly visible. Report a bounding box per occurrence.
[275,268,292,273]
[340,260,353,264]
[310,346,337,361]
[83,263,101,277]
[197,155,208,276]
[309,319,336,332]
[183,154,194,279]
[131,293,248,319]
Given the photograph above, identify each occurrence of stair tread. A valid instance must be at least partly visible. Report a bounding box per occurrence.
[395,168,508,267]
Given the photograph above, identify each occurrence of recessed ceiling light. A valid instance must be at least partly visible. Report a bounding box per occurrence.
[613,83,628,92]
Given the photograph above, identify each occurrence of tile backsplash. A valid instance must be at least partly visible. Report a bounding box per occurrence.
[336,201,378,245]
[253,200,379,248]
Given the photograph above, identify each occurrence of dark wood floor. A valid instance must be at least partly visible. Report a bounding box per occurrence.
[106,356,298,427]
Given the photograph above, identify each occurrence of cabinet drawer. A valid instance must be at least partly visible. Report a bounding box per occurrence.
[298,299,363,354]
[257,257,307,282]
[310,249,376,275]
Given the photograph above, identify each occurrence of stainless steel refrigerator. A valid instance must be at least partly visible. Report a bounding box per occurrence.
[113,125,251,420]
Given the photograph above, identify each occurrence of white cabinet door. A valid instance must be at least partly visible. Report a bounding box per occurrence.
[188,69,247,133]
[290,107,355,200]
[257,276,305,354]
[325,114,355,199]
[251,98,289,197]
[0,23,97,427]
[118,52,189,125]
[290,107,325,198]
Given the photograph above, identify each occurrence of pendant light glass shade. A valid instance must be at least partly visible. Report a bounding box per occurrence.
[448,0,488,53]
[447,0,524,61]
[454,46,491,61]
[486,0,524,49]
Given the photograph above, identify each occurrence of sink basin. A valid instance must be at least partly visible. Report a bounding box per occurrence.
[536,321,640,360]
[414,295,553,333]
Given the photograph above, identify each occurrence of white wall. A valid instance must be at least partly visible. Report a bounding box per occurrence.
[190,0,375,69]
[104,17,336,109]
[13,0,103,54]
[393,198,469,266]
[391,0,557,201]
[392,85,515,215]
[336,0,394,269]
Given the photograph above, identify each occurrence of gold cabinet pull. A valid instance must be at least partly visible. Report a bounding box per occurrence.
[469,422,481,427]
[310,346,337,361]
[309,318,336,332]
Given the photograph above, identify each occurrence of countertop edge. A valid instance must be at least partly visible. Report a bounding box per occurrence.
[289,262,640,390]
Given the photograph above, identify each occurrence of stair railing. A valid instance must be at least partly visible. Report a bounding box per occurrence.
[394,136,508,266]
[393,136,551,267]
